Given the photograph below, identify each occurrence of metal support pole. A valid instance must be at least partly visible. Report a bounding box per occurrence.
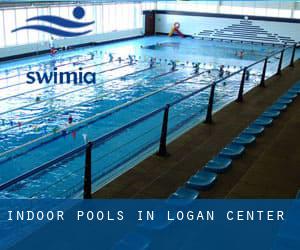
[276,50,284,76]
[236,67,247,103]
[260,57,268,88]
[204,82,216,124]
[289,43,296,67]
[84,141,92,199]
[157,104,170,157]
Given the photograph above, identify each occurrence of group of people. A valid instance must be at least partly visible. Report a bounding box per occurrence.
[49,36,70,56]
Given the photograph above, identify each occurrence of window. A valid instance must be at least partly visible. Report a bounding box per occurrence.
[96,5,103,33]
[37,7,50,42]
[294,10,300,19]
[0,2,147,49]
[278,9,292,18]
[0,10,4,48]
[135,3,143,29]
[3,9,17,46]
[103,4,110,33]
[15,8,28,45]
[255,8,267,16]
[26,8,39,43]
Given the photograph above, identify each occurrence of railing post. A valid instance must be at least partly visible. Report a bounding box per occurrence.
[204,82,216,124]
[260,57,268,88]
[236,67,247,103]
[289,43,296,67]
[157,104,170,157]
[84,141,92,199]
[276,50,284,76]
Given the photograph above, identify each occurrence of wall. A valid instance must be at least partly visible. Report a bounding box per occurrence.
[155,11,300,45]
[157,1,300,19]
[0,29,143,59]
[0,1,156,59]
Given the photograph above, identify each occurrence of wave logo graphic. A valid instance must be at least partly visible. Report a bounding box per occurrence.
[12,6,94,37]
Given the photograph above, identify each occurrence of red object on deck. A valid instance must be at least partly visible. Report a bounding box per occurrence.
[50,48,57,55]
[174,27,184,38]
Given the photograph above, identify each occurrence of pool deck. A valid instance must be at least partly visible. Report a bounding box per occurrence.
[93,60,300,199]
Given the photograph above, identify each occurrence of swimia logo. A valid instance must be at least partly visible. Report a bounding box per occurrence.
[26,67,96,85]
[12,6,94,37]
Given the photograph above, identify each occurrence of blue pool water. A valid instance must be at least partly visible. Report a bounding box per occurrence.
[0,36,297,198]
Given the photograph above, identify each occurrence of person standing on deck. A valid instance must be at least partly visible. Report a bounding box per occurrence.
[49,36,57,56]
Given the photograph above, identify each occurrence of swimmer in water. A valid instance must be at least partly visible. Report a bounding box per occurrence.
[219,65,225,78]
[171,61,176,71]
[239,50,245,59]
[128,55,134,65]
[109,53,113,62]
[89,52,95,60]
[149,57,155,68]
[194,63,200,74]
[68,114,73,124]
[36,96,41,102]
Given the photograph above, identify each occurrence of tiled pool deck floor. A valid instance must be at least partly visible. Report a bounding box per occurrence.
[93,60,300,199]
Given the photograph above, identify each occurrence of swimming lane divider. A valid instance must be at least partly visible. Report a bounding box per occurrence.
[0,63,138,116]
[87,85,213,193]
[0,61,133,102]
[0,67,172,134]
[0,80,211,191]
[0,71,204,172]
[0,53,95,81]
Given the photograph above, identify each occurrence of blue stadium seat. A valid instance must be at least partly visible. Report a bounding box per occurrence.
[203,156,232,173]
[219,143,245,158]
[276,98,293,105]
[185,170,217,190]
[290,87,300,94]
[288,88,300,95]
[243,124,264,136]
[252,117,273,126]
[113,232,151,250]
[233,133,256,145]
[268,103,287,112]
[262,110,281,119]
[291,83,300,90]
[169,186,199,200]
[281,92,297,100]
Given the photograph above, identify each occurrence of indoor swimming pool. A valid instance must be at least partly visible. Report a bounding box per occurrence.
[0,36,297,198]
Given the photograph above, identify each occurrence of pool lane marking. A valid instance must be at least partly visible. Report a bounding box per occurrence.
[0,68,174,134]
[0,58,106,90]
[0,63,141,115]
[0,55,91,81]
[0,52,99,81]
[0,74,211,191]
[31,82,213,197]
[29,119,166,198]
[0,69,206,164]
[0,61,133,102]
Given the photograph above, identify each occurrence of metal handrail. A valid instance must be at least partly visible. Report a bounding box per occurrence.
[0,83,210,191]
[0,43,297,194]
[0,69,175,134]
[0,69,205,160]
